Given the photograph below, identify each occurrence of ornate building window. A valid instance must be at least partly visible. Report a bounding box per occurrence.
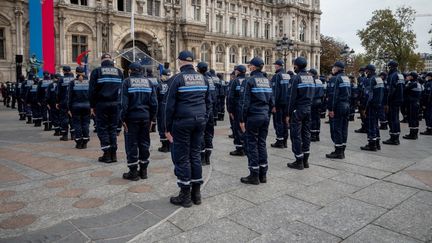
[243,7,248,14]
[216,45,224,63]
[206,13,210,31]
[264,23,270,39]
[299,20,306,42]
[315,25,319,40]
[147,0,161,16]
[278,20,283,37]
[117,0,132,12]
[265,50,272,65]
[242,47,249,64]
[72,35,88,62]
[216,1,222,9]
[216,15,223,33]
[0,28,5,60]
[229,17,236,35]
[201,43,210,63]
[242,19,248,36]
[192,0,201,21]
[229,3,236,11]
[254,48,261,57]
[71,0,87,6]
[229,47,237,63]
[254,21,259,38]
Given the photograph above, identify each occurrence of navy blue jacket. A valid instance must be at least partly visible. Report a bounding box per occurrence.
[405,80,422,104]
[88,61,123,108]
[21,79,34,101]
[164,64,212,132]
[202,72,218,114]
[156,79,169,104]
[358,74,368,106]
[25,81,39,104]
[422,80,432,107]
[228,73,246,114]
[365,73,384,108]
[68,78,90,110]
[326,72,351,111]
[286,69,314,115]
[386,69,405,106]
[351,82,359,103]
[271,69,291,107]
[37,77,52,104]
[239,70,274,122]
[57,73,75,107]
[120,73,158,121]
[313,77,325,107]
[46,82,58,105]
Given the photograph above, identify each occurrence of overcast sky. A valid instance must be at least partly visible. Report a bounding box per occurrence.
[320,0,432,54]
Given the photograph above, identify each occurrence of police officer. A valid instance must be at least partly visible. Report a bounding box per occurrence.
[228,65,247,156]
[7,81,16,109]
[22,73,34,124]
[286,57,314,170]
[355,67,368,133]
[165,51,212,207]
[217,73,227,121]
[402,72,422,140]
[197,62,216,165]
[146,69,159,133]
[47,74,61,136]
[26,77,42,126]
[89,53,124,163]
[378,72,389,130]
[68,67,91,149]
[361,64,384,151]
[156,69,171,152]
[37,71,53,131]
[383,61,405,145]
[270,60,290,148]
[310,68,324,142]
[121,62,158,181]
[57,66,75,141]
[349,76,359,121]
[239,57,273,185]
[325,61,351,159]
[209,69,220,124]
[420,72,432,135]
[16,75,26,120]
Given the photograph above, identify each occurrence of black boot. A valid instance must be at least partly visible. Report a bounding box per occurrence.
[420,128,432,135]
[70,133,75,141]
[303,153,310,168]
[228,134,234,139]
[200,151,206,166]
[191,184,202,205]
[361,140,377,151]
[53,129,61,136]
[230,148,245,156]
[48,123,52,131]
[59,132,68,141]
[81,138,89,149]
[240,172,260,185]
[271,140,285,148]
[310,133,318,142]
[123,166,140,181]
[19,114,25,120]
[150,123,156,133]
[26,116,32,124]
[98,150,113,163]
[111,147,118,162]
[349,115,355,121]
[403,129,418,140]
[379,123,388,130]
[326,146,344,159]
[34,120,41,127]
[400,117,408,123]
[170,187,192,207]
[75,139,83,149]
[283,139,288,148]
[355,126,367,133]
[43,123,50,131]
[287,157,304,170]
[376,139,381,150]
[383,135,400,145]
[139,162,148,179]
[204,150,211,165]
[158,141,170,152]
[259,167,267,183]
[218,113,224,121]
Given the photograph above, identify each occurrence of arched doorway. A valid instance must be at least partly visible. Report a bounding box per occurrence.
[121,40,150,77]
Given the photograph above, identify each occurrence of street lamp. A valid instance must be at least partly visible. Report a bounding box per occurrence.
[379,51,390,71]
[275,34,294,71]
[340,44,355,62]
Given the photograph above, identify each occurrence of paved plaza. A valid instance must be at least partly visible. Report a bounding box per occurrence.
[0,105,431,243]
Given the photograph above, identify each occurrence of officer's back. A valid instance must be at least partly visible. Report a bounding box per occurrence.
[287,58,314,115]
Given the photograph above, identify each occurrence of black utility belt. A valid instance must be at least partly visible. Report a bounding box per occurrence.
[174,115,206,121]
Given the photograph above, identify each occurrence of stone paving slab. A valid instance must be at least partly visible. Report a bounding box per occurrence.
[342,224,422,243]
[299,197,387,239]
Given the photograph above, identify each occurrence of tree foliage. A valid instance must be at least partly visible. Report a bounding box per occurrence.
[319,34,345,75]
[357,6,422,71]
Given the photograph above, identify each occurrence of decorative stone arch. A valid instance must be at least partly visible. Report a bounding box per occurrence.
[200,42,211,63]
[229,45,237,64]
[114,29,163,61]
[65,21,96,63]
[0,13,13,62]
[215,44,225,63]
[254,48,262,57]
[241,47,249,64]
[264,49,272,65]
[66,21,96,38]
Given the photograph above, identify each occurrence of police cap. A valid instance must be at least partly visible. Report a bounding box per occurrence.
[101,53,112,60]
[178,50,194,62]
[196,62,208,70]
[365,64,376,72]
[75,66,85,74]
[129,62,142,72]
[236,65,246,73]
[273,59,284,66]
[333,61,345,69]
[62,66,71,72]
[387,60,398,68]
[293,57,307,69]
[408,71,418,80]
[426,72,432,78]
[309,68,318,76]
[249,56,264,67]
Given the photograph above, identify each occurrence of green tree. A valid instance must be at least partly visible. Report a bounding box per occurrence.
[357,6,418,71]
[319,34,345,75]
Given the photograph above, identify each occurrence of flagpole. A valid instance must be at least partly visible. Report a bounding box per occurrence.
[131,0,135,62]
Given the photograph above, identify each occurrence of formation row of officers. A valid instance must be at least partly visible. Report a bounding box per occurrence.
[7,50,432,208]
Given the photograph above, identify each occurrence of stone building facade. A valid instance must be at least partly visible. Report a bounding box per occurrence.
[0,0,321,81]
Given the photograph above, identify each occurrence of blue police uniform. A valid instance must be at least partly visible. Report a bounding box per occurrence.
[378,72,389,130]
[402,72,422,140]
[420,73,432,135]
[286,58,314,170]
[46,76,60,135]
[37,72,52,130]
[89,57,124,163]
[57,68,75,140]
[26,78,42,126]
[22,75,35,123]
[165,51,212,208]
[355,69,369,133]
[361,65,384,151]
[383,62,405,144]
[349,77,359,121]
[156,70,170,152]
[270,63,290,148]
[146,70,159,133]
[16,76,26,120]
[326,62,351,159]
[310,71,324,142]
[121,63,158,181]
[228,66,247,156]
[239,58,273,185]
[209,70,220,123]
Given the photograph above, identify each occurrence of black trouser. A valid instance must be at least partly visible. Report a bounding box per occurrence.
[388,105,401,136]
[330,103,350,147]
[71,106,90,140]
[124,120,151,170]
[245,116,269,175]
[407,102,419,129]
[290,109,311,159]
[96,103,119,152]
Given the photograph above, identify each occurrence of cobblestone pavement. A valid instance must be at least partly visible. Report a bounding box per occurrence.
[0,104,431,243]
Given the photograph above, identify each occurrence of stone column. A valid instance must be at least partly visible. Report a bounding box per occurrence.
[238,46,242,64]
[14,7,24,55]
[211,42,216,69]
[225,44,229,72]
[58,11,66,65]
